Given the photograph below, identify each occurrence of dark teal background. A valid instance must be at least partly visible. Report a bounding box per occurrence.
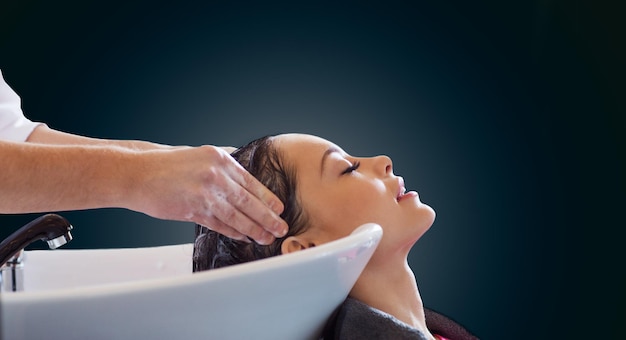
[1,1,623,338]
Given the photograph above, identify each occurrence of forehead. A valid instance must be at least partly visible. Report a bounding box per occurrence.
[274,133,337,154]
[272,133,341,167]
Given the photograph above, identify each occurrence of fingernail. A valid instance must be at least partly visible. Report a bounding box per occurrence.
[257,233,274,245]
[273,221,288,237]
[269,200,283,214]
[234,234,251,243]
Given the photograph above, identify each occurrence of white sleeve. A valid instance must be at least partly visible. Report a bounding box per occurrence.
[0,69,43,142]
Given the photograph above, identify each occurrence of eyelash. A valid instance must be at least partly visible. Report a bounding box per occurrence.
[341,161,361,175]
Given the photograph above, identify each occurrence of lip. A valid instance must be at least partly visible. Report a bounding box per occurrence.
[396,176,418,202]
[396,177,406,201]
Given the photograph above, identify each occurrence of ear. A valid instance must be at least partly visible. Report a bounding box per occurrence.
[281,235,316,255]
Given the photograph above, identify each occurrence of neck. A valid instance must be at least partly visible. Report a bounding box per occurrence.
[349,256,434,339]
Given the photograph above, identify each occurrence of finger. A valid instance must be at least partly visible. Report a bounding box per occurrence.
[226,162,288,237]
[230,180,288,238]
[197,218,250,243]
[228,158,285,216]
[208,189,278,244]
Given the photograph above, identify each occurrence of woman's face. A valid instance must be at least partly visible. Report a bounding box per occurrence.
[273,133,435,254]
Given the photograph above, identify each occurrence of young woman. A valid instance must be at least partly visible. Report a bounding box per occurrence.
[194,133,478,340]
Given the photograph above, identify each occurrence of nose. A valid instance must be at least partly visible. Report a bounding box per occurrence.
[372,155,393,176]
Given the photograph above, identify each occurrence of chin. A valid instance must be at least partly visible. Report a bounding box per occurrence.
[423,204,436,226]
[411,204,436,240]
[384,207,436,250]
[413,200,436,225]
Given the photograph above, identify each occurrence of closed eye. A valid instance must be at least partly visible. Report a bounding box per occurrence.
[341,161,361,175]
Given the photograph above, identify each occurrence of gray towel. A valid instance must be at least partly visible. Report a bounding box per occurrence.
[322,297,478,340]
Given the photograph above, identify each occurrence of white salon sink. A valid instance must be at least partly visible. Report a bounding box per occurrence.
[0,223,382,340]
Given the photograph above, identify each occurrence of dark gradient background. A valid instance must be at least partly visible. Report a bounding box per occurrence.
[1,1,623,339]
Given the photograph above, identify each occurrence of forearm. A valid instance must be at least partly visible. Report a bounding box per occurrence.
[26,124,170,150]
[2,131,286,243]
[0,140,142,213]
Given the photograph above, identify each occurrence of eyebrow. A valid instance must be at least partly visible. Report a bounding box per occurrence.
[320,146,341,176]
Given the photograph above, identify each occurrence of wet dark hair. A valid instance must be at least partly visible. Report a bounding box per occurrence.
[193,135,310,272]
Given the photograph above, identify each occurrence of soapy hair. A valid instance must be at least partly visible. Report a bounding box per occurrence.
[193,135,309,272]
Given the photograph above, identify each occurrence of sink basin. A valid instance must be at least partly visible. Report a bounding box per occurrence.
[0,223,382,340]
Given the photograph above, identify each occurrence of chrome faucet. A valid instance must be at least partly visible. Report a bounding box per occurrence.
[0,214,73,292]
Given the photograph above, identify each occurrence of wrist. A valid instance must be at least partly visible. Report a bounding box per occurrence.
[111,148,153,212]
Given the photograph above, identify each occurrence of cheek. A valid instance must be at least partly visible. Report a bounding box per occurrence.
[343,195,382,220]
[307,189,387,233]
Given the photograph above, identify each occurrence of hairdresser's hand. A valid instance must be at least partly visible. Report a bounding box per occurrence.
[129,145,288,244]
